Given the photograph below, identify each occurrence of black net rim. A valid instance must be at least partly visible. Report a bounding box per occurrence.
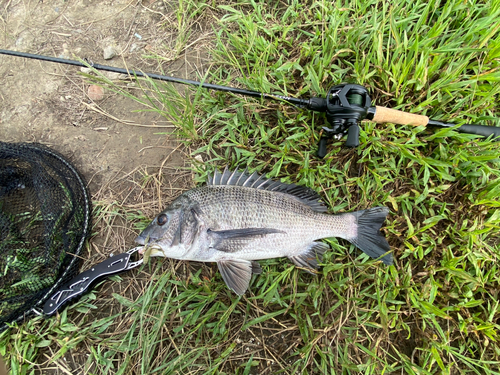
[0,142,91,331]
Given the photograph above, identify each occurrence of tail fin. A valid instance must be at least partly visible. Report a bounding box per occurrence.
[348,207,392,265]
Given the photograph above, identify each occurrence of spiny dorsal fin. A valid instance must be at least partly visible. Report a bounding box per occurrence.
[206,168,328,213]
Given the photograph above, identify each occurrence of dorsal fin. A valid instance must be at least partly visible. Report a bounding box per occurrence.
[206,169,328,213]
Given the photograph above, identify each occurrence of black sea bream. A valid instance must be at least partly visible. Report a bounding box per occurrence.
[135,169,392,295]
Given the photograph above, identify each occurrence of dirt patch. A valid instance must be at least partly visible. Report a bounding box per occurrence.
[0,0,208,192]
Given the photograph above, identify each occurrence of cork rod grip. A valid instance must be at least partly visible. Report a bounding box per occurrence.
[370,106,429,126]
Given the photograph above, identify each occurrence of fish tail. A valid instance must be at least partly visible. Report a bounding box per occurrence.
[348,207,392,265]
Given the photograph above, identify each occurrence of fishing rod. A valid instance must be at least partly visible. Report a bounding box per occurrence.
[2,49,499,157]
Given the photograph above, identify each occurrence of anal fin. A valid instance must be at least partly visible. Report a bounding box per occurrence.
[289,242,329,274]
[217,259,254,295]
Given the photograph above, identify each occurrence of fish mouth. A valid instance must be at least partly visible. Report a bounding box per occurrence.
[138,246,164,256]
[135,236,164,256]
[135,233,157,245]
[135,234,146,245]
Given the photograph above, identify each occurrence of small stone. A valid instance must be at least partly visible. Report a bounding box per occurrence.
[87,85,105,101]
[80,67,92,74]
[103,46,117,60]
[75,135,87,141]
[58,45,70,59]
[130,43,142,53]
[104,72,128,80]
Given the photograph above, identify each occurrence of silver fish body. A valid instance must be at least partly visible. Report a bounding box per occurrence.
[136,169,392,295]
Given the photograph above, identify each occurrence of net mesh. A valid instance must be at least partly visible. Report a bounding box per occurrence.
[0,142,91,331]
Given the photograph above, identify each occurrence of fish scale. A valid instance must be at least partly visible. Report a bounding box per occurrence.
[185,185,347,256]
[136,169,392,295]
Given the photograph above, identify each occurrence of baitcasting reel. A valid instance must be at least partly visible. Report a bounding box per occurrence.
[317,84,372,156]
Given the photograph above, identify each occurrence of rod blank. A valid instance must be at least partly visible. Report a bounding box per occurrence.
[0,49,307,107]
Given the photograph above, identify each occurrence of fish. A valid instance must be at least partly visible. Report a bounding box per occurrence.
[135,168,392,295]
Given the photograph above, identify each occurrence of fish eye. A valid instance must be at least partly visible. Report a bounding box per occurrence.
[157,214,168,226]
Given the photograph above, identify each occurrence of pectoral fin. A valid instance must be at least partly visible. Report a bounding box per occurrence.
[208,228,285,253]
[289,242,329,274]
[217,259,255,295]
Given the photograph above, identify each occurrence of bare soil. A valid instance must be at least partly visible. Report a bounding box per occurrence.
[0,0,208,191]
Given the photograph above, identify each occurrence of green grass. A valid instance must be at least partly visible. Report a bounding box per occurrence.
[2,0,500,373]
